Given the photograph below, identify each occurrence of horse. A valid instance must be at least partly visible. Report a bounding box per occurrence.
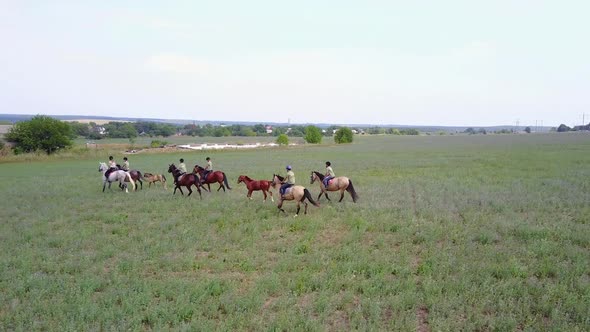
[237,175,274,202]
[115,164,143,190]
[271,174,319,217]
[310,171,358,203]
[98,162,136,193]
[193,165,232,192]
[167,164,202,198]
[143,172,167,190]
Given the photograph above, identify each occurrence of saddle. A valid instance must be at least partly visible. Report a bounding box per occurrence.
[323,177,333,187]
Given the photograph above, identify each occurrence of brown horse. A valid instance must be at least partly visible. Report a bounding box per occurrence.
[193,165,232,192]
[168,164,202,198]
[143,172,167,190]
[237,175,273,202]
[310,171,358,203]
[271,174,319,216]
[126,170,143,190]
[116,164,143,190]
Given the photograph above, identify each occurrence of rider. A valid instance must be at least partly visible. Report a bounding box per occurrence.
[121,157,130,171]
[176,158,187,185]
[323,161,335,187]
[178,158,187,174]
[105,156,117,178]
[200,157,213,184]
[280,165,295,199]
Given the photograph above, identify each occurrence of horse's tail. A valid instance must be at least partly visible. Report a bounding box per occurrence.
[346,180,359,203]
[222,172,232,190]
[126,172,136,191]
[162,174,166,182]
[304,188,320,207]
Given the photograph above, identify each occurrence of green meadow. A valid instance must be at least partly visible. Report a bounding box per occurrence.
[1,134,589,331]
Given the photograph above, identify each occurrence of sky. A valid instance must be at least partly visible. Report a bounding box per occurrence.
[1,1,589,127]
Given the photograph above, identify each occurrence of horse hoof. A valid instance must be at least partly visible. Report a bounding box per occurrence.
[293,214,298,218]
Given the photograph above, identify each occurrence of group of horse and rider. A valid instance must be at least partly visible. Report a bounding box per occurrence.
[99,155,358,216]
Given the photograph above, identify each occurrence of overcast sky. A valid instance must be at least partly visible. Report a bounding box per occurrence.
[1,1,589,126]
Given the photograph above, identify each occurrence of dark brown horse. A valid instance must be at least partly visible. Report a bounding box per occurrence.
[310,171,358,202]
[168,164,202,198]
[193,165,231,192]
[237,175,273,202]
[271,174,319,217]
[116,164,143,190]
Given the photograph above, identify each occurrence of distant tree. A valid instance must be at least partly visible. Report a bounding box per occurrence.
[557,124,571,132]
[400,128,419,135]
[478,128,487,135]
[276,134,289,146]
[287,126,305,137]
[252,124,267,135]
[5,115,74,154]
[464,127,476,135]
[387,128,401,135]
[213,127,231,137]
[304,125,323,144]
[334,127,354,144]
[524,126,531,133]
[367,126,385,135]
[70,121,91,137]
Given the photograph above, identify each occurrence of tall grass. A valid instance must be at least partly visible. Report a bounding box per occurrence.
[0,133,589,330]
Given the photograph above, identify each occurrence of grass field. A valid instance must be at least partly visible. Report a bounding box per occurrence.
[1,133,589,331]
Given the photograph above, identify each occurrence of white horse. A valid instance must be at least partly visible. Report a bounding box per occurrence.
[98,162,135,193]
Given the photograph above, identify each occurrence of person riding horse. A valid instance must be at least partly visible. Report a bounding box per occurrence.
[105,156,117,178]
[200,157,213,184]
[121,157,130,171]
[280,165,295,199]
[323,161,335,187]
[176,158,187,185]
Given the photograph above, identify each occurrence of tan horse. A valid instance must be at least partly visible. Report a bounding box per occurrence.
[143,172,167,190]
[310,171,358,203]
[271,174,319,217]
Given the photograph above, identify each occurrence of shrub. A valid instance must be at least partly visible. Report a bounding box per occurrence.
[334,127,353,144]
[5,115,73,154]
[276,134,289,146]
[304,126,322,144]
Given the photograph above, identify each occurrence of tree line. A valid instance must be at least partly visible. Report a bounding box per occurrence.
[1,116,363,154]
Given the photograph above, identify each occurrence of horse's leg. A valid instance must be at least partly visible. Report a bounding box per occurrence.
[277,199,286,214]
[261,189,266,202]
[138,179,142,190]
[103,182,107,192]
[317,191,323,201]
[304,201,309,215]
[187,185,192,196]
[248,189,253,200]
[269,190,274,202]
[295,201,301,217]
[339,189,345,202]
[325,192,331,201]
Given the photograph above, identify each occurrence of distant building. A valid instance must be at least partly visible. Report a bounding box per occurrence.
[265,125,273,134]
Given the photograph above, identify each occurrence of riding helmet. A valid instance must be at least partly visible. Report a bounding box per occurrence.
[286,165,292,170]
[326,161,331,166]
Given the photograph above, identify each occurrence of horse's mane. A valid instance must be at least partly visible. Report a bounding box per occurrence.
[274,174,285,181]
[312,171,325,180]
[241,175,253,181]
[143,172,153,177]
